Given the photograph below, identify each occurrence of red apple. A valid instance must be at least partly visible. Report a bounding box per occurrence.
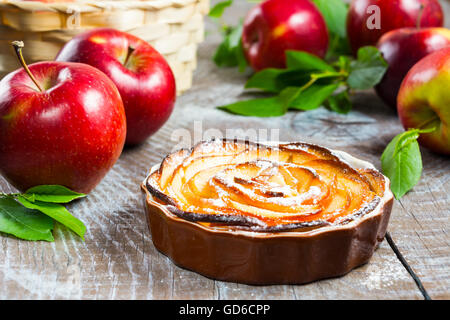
[376,27,450,109]
[347,0,444,55]
[241,0,329,71]
[0,42,126,193]
[397,47,450,155]
[56,28,176,146]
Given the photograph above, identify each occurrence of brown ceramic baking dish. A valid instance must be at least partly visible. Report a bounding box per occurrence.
[141,140,394,285]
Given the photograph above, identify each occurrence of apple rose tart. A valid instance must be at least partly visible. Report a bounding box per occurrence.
[142,140,394,285]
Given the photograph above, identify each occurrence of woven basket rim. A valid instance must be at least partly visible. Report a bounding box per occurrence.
[0,0,201,12]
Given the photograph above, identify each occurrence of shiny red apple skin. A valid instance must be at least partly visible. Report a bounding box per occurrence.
[0,62,127,193]
[347,0,444,55]
[241,0,329,71]
[398,47,450,155]
[376,27,450,109]
[56,28,176,146]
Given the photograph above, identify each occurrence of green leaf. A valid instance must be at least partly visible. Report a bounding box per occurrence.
[337,55,351,72]
[347,46,388,90]
[24,185,86,203]
[312,0,348,38]
[381,129,426,199]
[279,87,302,107]
[311,0,351,59]
[327,90,352,114]
[326,34,352,60]
[283,83,340,111]
[213,22,248,71]
[245,68,289,92]
[285,50,335,72]
[213,39,238,67]
[246,68,311,93]
[209,0,233,18]
[17,196,86,240]
[228,22,243,48]
[0,197,54,241]
[218,96,287,117]
[236,40,248,72]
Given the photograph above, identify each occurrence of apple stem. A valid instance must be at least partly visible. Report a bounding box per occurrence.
[417,115,440,131]
[12,41,43,92]
[417,4,425,29]
[124,45,135,68]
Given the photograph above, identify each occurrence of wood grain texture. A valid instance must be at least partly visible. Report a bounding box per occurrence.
[0,0,448,300]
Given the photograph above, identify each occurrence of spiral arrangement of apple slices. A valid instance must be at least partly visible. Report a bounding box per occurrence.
[146,140,387,232]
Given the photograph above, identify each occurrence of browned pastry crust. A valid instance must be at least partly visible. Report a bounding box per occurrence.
[141,140,394,285]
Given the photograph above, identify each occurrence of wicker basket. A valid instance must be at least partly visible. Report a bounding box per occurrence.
[0,0,209,94]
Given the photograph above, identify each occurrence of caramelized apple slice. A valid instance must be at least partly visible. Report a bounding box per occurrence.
[146,140,389,232]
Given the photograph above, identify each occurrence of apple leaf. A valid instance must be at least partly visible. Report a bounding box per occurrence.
[381,129,434,199]
[245,52,341,94]
[311,0,351,59]
[211,3,387,118]
[235,40,248,72]
[245,69,310,93]
[327,90,352,114]
[0,197,54,242]
[218,46,388,117]
[218,96,288,117]
[281,83,340,111]
[24,185,86,203]
[17,196,86,240]
[213,23,248,71]
[311,0,348,39]
[209,0,248,71]
[285,50,335,72]
[348,46,388,90]
[245,68,289,92]
[0,184,87,241]
[209,0,233,18]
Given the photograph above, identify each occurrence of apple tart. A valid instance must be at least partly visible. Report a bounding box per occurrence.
[142,140,394,285]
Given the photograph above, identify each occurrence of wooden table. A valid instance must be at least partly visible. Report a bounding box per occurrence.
[0,0,449,300]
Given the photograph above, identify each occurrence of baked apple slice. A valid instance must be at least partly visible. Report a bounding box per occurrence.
[142,140,394,285]
[146,140,387,231]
